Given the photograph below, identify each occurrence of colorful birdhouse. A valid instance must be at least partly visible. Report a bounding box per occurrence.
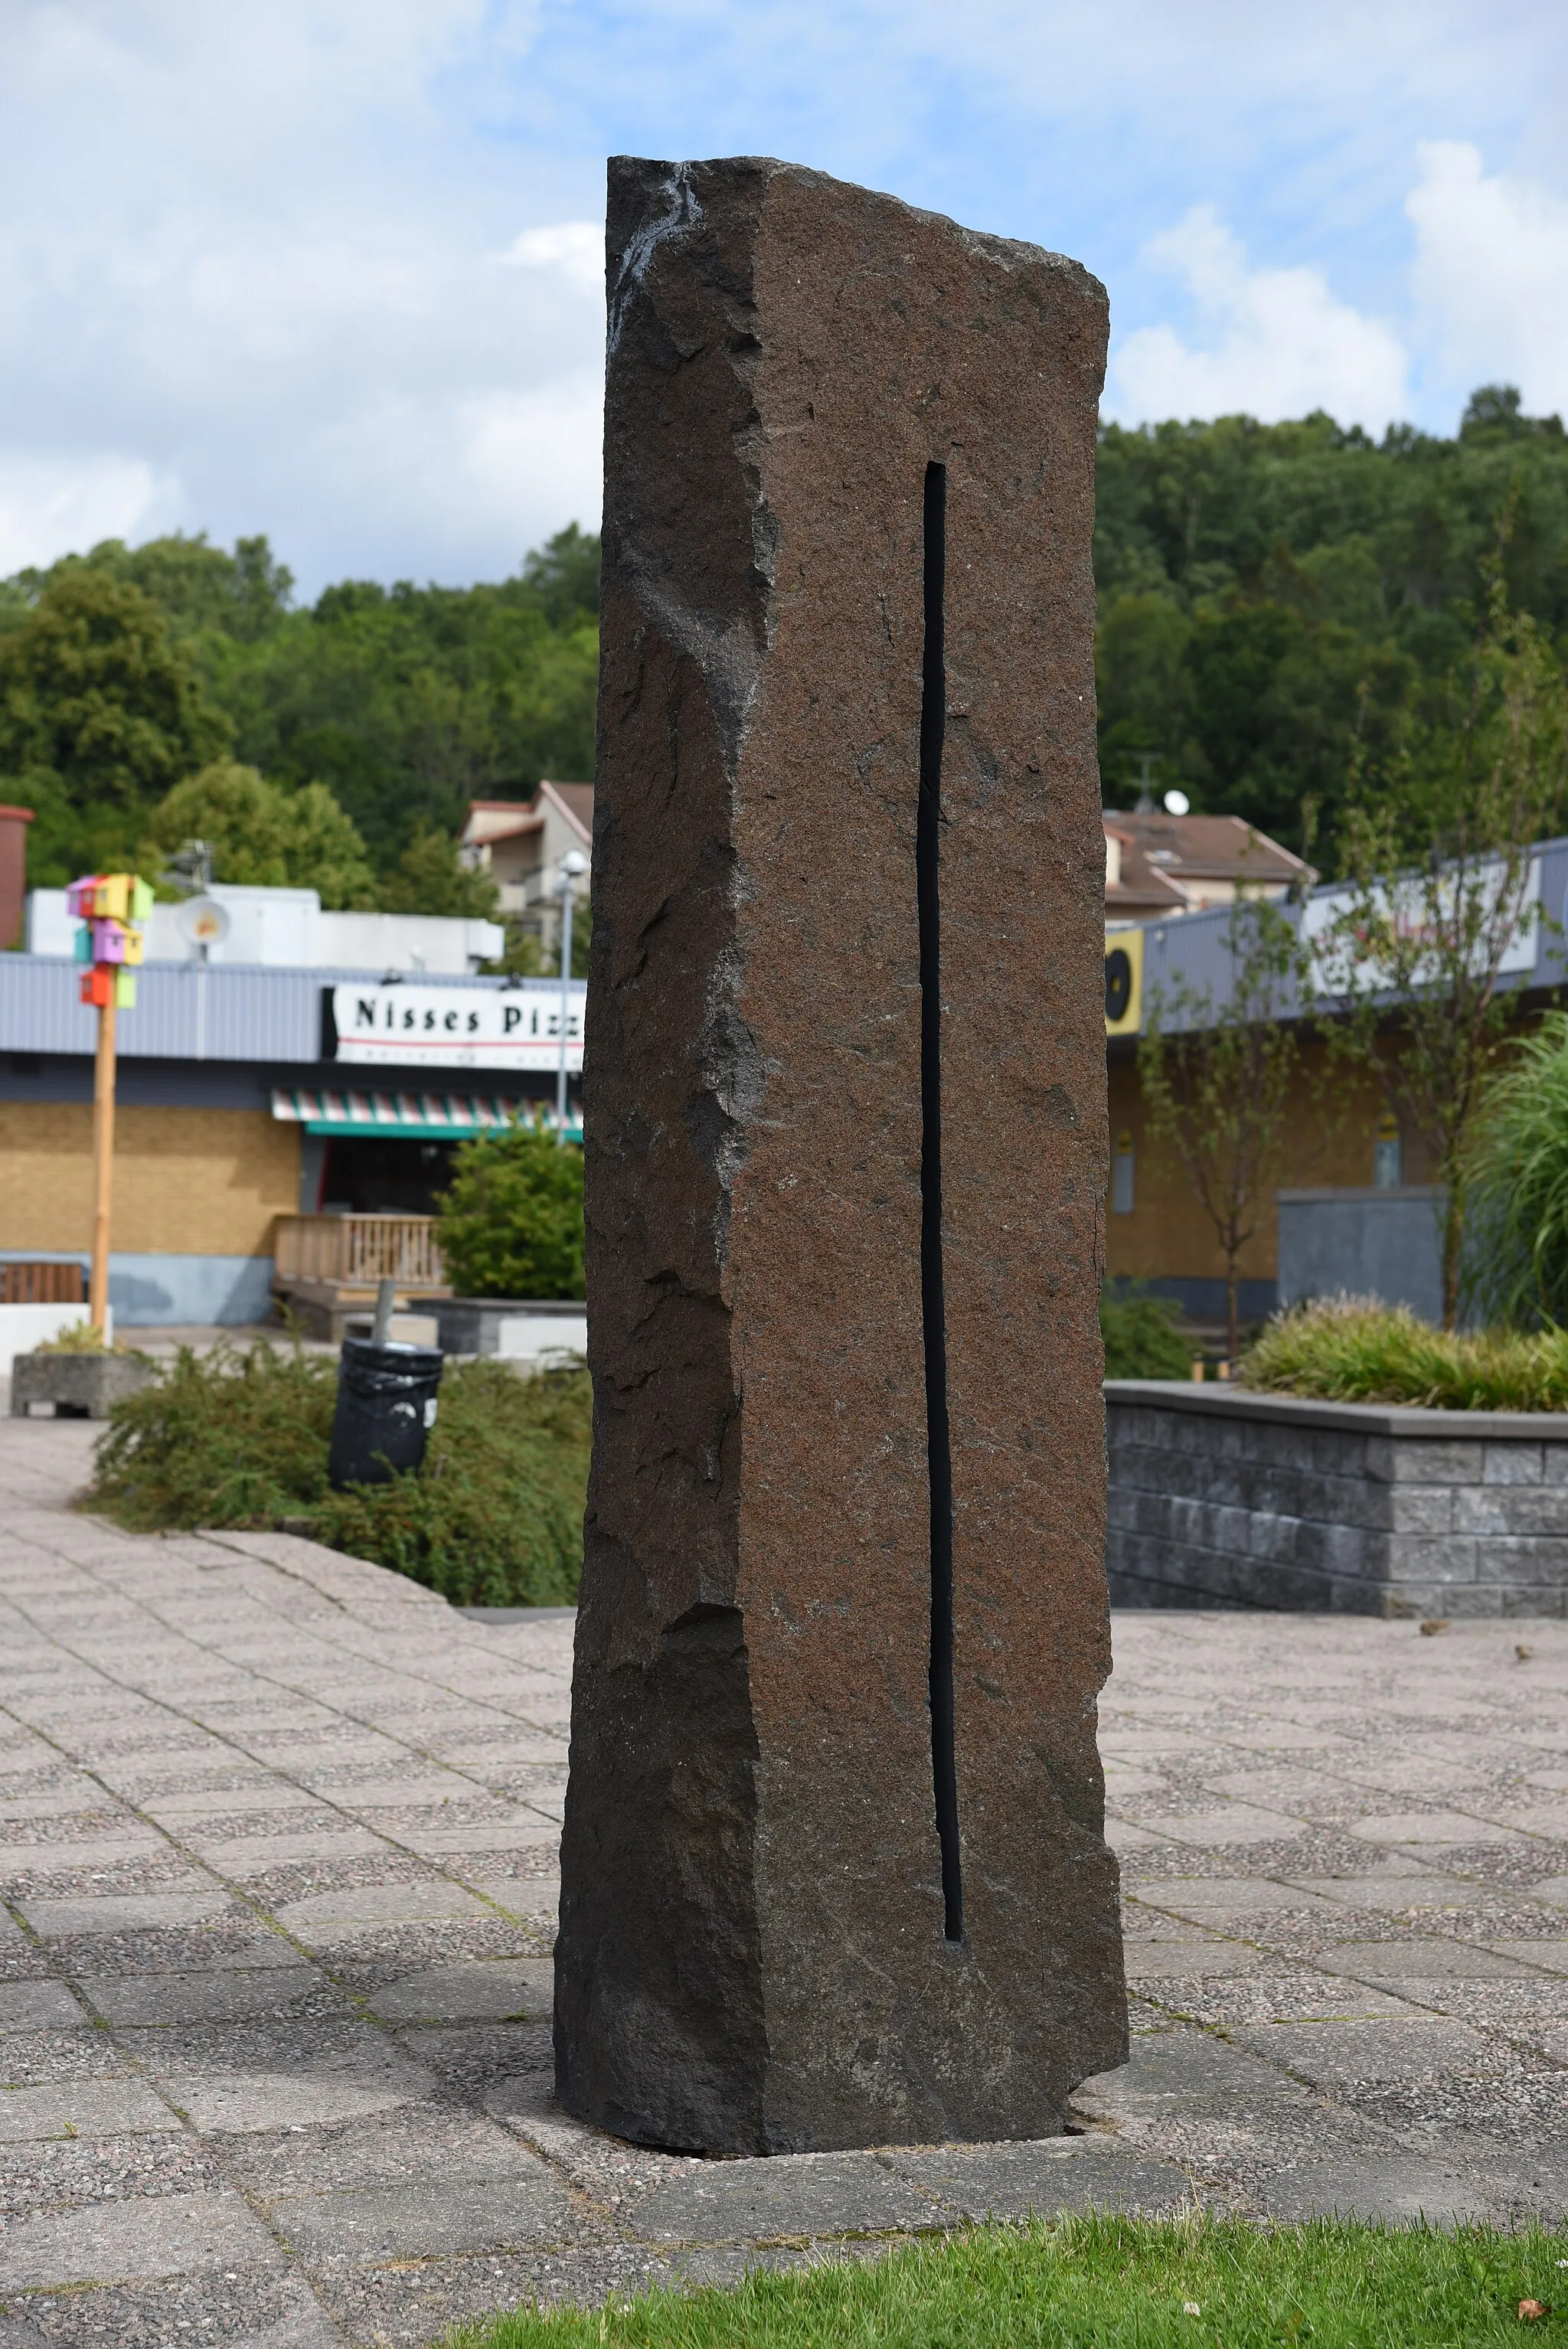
[68,873,150,1009]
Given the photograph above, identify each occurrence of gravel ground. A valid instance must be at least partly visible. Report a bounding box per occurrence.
[0,1414,1563,2344]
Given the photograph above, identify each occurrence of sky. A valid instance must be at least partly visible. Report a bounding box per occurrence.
[2,0,1567,597]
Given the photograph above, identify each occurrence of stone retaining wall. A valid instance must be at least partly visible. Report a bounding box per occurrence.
[1106,1380,1568,1616]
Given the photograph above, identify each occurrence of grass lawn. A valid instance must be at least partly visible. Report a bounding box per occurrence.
[451,2217,1568,2347]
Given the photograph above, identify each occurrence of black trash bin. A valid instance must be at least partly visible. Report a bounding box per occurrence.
[327,1338,444,1488]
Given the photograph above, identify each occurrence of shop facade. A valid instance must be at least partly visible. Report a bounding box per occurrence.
[0,958,584,1325]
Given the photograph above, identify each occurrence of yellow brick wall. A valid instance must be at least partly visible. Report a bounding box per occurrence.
[1104,1041,1399,1287]
[0,1104,299,1258]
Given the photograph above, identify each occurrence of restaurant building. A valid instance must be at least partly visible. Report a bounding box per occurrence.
[0,884,583,1325]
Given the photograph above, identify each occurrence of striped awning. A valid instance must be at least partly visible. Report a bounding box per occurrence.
[270,1089,578,1140]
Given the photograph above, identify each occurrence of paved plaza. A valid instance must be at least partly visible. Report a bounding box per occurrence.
[0,1418,1565,2345]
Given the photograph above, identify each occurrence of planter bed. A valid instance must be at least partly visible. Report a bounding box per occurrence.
[1106,1378,1568,1617]
[433,1298,586,1363]
[11,1350,154,1421]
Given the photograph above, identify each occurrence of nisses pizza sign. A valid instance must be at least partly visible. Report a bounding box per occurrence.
[325,982,584,1071]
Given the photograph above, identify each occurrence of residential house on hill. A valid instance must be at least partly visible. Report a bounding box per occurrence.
[460,783,593,950]
[1105,809,1311,920]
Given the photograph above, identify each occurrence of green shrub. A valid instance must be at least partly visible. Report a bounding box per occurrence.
[87,1341,590,1606]
[1239,1294,1568,1410]
[435,1122,584,1300]
[90,1339,339,1526]
[1099,1288,1192,1379]
[1466,1008,1568,1328]
[314,1358,590,1606]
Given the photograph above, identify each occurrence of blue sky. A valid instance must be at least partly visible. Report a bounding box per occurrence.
[3,1,1566,595]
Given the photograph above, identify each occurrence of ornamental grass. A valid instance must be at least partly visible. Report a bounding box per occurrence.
[1237,1295,1568,1411]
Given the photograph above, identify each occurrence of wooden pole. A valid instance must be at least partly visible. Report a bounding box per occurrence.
[90,991,116,1334]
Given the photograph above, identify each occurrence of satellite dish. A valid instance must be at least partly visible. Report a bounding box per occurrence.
[1162,789,1191,815]
[177,896,231,950]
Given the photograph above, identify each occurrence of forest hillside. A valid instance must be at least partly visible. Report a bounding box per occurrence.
[3,385,1566,898]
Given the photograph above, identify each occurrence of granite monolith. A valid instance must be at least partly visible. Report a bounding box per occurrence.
[554,154,1126,2155]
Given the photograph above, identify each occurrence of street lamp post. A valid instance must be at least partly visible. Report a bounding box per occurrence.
[556,848,588,1144]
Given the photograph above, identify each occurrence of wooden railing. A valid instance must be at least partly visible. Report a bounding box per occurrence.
[273,1216,447,1289]
[0,1261,87,1304]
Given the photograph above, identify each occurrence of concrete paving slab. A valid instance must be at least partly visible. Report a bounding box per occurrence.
[1488,1939,1568,1968]
[1285,1870,1485,1910]
[626,2152,942,2244]
[1231,2015,1511,2086]
[270,1883,492,1940]
[1318,1938,1535,1979]
[0,2079,179,2140]
[0,2188,281,2289]
[163,2070,424,2134]
[18,1893,233,1936]
[87,1966,353,2026]
[1075,2029,1322,2122]
[2,1429,1564,2330]
[884,2137,1195,2217]
[1146,1805,1320,1847]
[1122,1938,1263,1978]
[187,1831,389,1877]
[1259,2151,1523,2223]
[227,2105,547,2197]
[1126,1880,1345,1920]
[367,1959,554,2024]
[0,1984,81,2031]
[1349,1810,1531,1846]
[270,2168,584,2260]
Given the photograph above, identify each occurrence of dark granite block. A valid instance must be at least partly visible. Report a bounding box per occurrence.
[557,155,1124,2155]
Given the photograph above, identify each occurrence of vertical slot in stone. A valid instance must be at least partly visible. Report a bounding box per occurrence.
[918,458,962,1946]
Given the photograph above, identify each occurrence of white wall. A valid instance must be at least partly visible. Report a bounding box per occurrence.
[26,888,503,975]
[0,1304,109,1374]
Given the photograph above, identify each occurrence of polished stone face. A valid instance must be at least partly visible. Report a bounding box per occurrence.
[554,153,1126,2156]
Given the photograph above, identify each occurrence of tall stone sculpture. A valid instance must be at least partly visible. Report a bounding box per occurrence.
[554,155,1126,2155]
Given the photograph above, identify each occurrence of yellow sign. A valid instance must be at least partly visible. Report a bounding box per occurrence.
[1104,926,1144,1036]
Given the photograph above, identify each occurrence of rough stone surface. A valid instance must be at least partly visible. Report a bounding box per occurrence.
[1107,1382,1568,1614]
[556,154,1122,2156]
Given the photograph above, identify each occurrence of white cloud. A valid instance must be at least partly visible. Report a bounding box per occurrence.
[0,452,175,575]
[0,2,605,594]
[2,1,1565,589]
[493,223,604,297]
[1406,142,1568,417]
[1107,207,1410,430]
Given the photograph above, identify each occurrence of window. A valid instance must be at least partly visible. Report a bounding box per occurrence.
[1112,1129,1136,1215]
[1374,1112,1403,1190]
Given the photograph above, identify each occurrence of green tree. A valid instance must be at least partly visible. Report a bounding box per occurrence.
[209,577,598,861]
[1093,390,1568,864]
[12,534,294,645]
[1138,896,1322,1361]
[1319,553,1568,1328]
[1099,1289,1192,1378]
[517,523,601,626]
[435,1123,584,1300]
[0,568,232,880]
[142,760,377,907]
[378,824,499,918]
